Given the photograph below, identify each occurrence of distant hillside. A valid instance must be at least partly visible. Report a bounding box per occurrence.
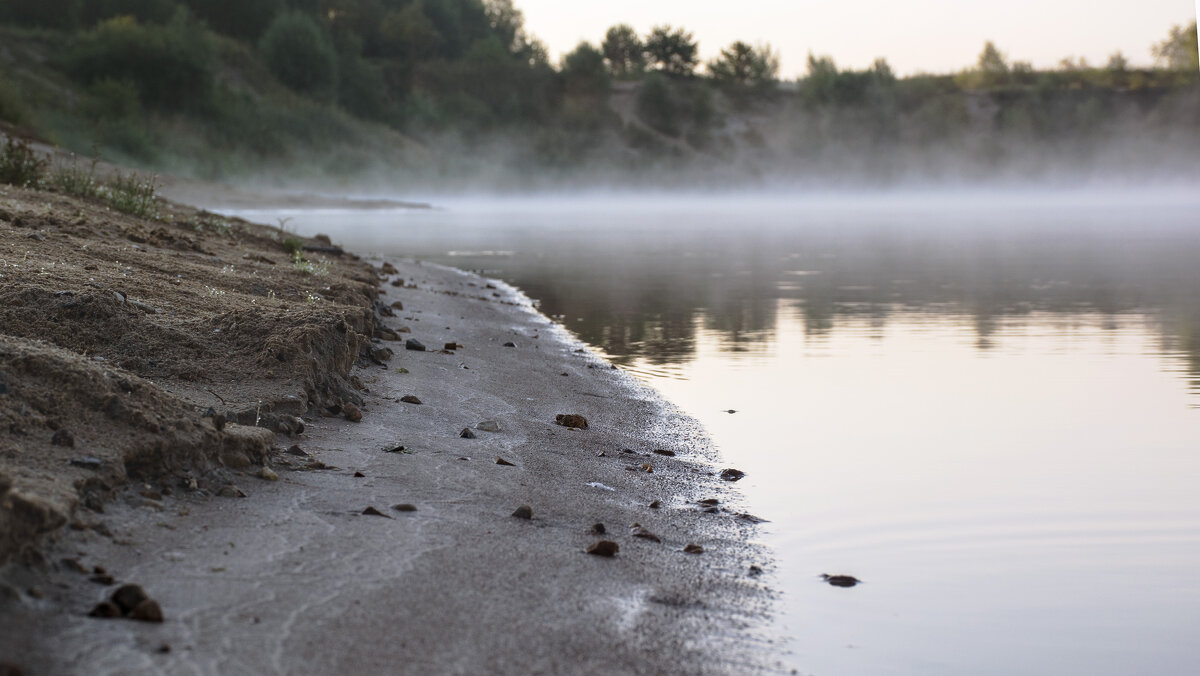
[0,3,1197,189]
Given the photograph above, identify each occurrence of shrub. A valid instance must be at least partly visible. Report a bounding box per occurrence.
[0,135,45,187]
[102,171,159,218]
[49,153,101,198]
[259,11,339,102]
[636,73,680,137]
[66,10,216,111]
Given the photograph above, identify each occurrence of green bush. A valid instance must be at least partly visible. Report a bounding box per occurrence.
[181,0,283,41]
[103,171,159,218]
[259,11,338,101]
[0,0,82,31]
[66,10,216,111]
[49,153,101,198]
[636,73,680,137]
[81,0,182,26]
[0,135,45,187]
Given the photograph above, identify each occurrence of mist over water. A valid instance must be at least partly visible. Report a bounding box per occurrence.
[227,188,1200,674]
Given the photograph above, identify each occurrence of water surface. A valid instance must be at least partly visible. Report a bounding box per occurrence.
[228,191,1200,674]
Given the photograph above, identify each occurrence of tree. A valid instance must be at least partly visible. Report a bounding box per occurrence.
[707,41,779,89]
[378,5,443,61]
[1152,21,1198,71]
[601,24,645,78]
[562,41,610,99]
[259,11,339,101]
[977,41,1009,74]
[1106,51,1128,72]
[645,25,698,77]
[181,0,283,41]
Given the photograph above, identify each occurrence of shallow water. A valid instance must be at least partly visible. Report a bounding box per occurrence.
[228,191,1200,674]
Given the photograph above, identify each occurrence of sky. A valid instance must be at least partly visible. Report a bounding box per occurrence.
[514,0,1199,77]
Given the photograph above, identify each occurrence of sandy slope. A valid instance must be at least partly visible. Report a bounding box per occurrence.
[0,250,777,673]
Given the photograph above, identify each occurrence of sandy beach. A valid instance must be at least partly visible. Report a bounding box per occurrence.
[0,185,774,674]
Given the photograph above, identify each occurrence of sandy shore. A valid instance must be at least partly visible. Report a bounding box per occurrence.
[0,186,776,673]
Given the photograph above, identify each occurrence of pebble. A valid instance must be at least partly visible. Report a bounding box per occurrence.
[69,457,103,470]
[61,558,88,574]
[586,540,619,557]
[648,500,661,509]
[380,262,398,274]
[392,503,417,512]
[631,527,661,543]
[353,471,365,478]
[460,428,476,439]
[343,403,363,422]
[697,498,719,507]
[719,468,746,481]
[259,467,278,481]
[683,544,704,554]
[651,449,675,457]
[502,341,517,348]
[391,301,404,310]
[88,601,122,618]
[405,338,426,352]
[90,574,115,585]
[821,574,861,588]
[511,505,533,519]
[362,506,390,518]
[495,457,515,466]
[217,485,247,499]
[130,599,164,623]
[285,445,308,456]
[444,342,463,351]
[555,414,588,429]
[212,413,226,431]
[591,523,606,535]
[749,565,764,577]
[50,429,75,447]
[112,584,149,614]
[639,463,653,473]
[476,421,501,433]
[400,395,422,405]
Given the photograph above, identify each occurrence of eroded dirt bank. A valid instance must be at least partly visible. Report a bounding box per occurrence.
[0,184,387,564]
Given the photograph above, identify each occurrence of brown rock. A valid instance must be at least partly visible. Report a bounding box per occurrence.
[460,428,476,438]
[362,506,391,518]
[130,599,164,623]
[697,498,719,507]
[511,505,533,519]
[651,449,675,457]
[555,414,588,429]
[217,485,247,499]
[632,527,661,543]
[495,457,515,466]
[353,471,365,478]
[591,523,606,535]
[285,444,308,456]
[343,403,362,422]
[392,503,417,512]
[380,262,398,275]
[586,540,619,557]
[51,429,75,447]
[390,301,404,310]
[719,468,746,481]
[648,500,661,509]
[89,574,115,585]
[112,584,149,614]
[639,463,653,473]
[683,544,704,554]
[400,395,422,405]
[88,601,122,618]
[61,557,88,574]
[821,574,862,588]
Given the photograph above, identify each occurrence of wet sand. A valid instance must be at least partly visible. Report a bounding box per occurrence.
[0,253,775,673]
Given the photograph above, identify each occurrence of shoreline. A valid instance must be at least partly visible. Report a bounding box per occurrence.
[0,188,776,673]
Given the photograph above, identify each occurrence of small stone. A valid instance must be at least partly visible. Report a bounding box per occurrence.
[285,445,308,456]
[702,507,720,514]
[736,512,768,524]
[69,457,103,470]
[212,413,226,431]
[61,557,88,574]
[495,457,515,466]
[460,428,476,439]
[392,503,417,512]
[586,540,619,557]
[343,403,362,422]
[352,471,366,478]
[89,574,115,585]
[349,375,366,391]
[217,485,247,499]
[821,574,861,588]
[648,500,661,509]
[502,341,517,348]
[384,445,408,454]
[683,544,704,554]
[405,338,426,351]
[51,429,75,447]
[259,467,278,481]
[511,505,533,519]
[749,565,764,577]
[129,599,164,623]
[632,527,661,543]
[555,414,588,429]
[88,601,122,618]
[157,643,171,654]
[651,449,675,457]
[476,421,501,433]
[697,498,719,507]
[381,262,398,274]
[362,506,391,518]
[444,342,463,351]
[591,523,606,535]
[639,463,653,473]
[391,301,404,310]
[725,409,737,414]
[111,584,149,614]
[369,346,394,363]
[720,468,746,482]
[400,395,422,405]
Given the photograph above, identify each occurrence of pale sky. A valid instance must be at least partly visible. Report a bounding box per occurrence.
[515,0,1198,77]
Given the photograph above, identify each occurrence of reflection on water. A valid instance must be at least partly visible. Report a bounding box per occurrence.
[227,194,1200,674]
